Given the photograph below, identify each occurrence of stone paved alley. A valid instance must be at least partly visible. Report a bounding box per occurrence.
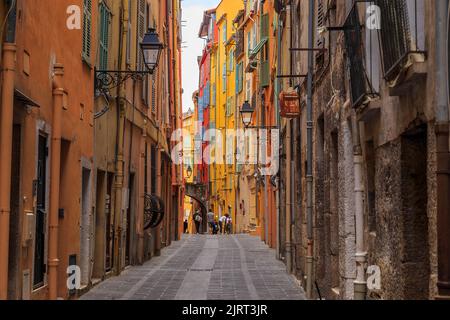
[80,235,305,300]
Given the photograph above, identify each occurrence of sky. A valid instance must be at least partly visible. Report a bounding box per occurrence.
[181,0,217,112]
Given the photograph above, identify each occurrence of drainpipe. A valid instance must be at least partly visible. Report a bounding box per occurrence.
[275,9,282,259]
[305,0,315,300]
[113,0,129,274]
[0,42,16,300]
[351,105,367,300]
[285,120,292,273]
[48,64,64,300]
[436,0,450,298]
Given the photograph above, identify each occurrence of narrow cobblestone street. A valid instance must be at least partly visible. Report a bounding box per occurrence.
[80,235,305,300]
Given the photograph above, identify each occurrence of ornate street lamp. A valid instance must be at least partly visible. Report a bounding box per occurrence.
[140,28,164,73]
[186,165,193,179]
[240,100,254,128]
[95,27,164,93]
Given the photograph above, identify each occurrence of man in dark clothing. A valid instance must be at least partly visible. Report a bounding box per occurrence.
[193,210,202,234]
[183,219,188,233]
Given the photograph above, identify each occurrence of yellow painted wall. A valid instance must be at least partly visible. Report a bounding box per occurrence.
[212,0,244,228]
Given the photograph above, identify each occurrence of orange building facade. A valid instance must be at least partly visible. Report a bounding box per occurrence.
[0,0,183,300]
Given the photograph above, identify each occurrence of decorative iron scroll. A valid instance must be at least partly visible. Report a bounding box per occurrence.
[144,194,165,230]
[95,69,149,93]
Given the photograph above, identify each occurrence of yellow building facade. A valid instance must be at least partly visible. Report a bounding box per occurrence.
[210,0,244,229]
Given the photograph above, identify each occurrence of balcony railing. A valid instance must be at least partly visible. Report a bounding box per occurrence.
[375,0,426,81]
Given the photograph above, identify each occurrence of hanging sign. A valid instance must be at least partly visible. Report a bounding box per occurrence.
[279,90,300,118]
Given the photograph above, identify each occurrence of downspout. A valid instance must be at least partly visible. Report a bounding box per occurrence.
[275,8,282,260]
[114,0,129,274]
[351,103,367,300]
[305,0,315,300]
[48,64,65,300]
[436,0,450,298]
[0,42,16,300]
[285,120,292,273]
[284,1,292,274]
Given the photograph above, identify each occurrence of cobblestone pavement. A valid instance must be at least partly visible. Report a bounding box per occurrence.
[80,234,305,300]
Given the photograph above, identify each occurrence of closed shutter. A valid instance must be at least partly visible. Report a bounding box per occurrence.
[260,60,269,87]
[98,2,111,70]
[138,0,148,103]
[138,0,146,71]
[261,13,269,39]
[82,0,92,62]
[222,62,227,93]
[316,0,325,68]
[238,62,243,93]
[211,84,216,106]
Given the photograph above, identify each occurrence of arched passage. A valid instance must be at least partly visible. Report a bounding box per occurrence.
[185,183,208,233]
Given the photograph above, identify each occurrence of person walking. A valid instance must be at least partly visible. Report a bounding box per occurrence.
[219,215,226,235]
[207,208,215,234]
[225,214,232,235]
[193,210,202,234]
[183,218,188,234]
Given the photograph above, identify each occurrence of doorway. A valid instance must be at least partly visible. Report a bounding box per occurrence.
[400,125,429,299]
[80,167,92,286]
[93,170,106,279]
[8,124,22,299]
[125,173,135,266]
[105,172,114,272]
[33,133,48,289]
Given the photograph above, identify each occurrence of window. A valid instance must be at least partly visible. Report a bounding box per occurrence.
[236,62,244,94]
[98,1,111,70]
[222,62,227,93]
[229,50,234,71]
[126,0,132,64]
[211,83,216,106]
[223,20,227,43]
[82,0,92,62]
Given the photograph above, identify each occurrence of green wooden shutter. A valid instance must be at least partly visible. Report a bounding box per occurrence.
[238,62,243,93]
[261,13,269,39]
[260,60,269,87]
[99,2,111,70]
[211,84,216,106]
[82,0,92,62]
[222,62,227,93]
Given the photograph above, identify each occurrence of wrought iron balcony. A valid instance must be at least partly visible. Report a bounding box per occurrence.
[344,5,377,108]
[375,0,426,81]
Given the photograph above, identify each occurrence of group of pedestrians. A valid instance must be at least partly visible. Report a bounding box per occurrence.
[207,209,232,235]
[184,208,232,235]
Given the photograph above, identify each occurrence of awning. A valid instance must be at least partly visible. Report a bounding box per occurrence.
[249,37,267,60]
[14,89,40,108]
